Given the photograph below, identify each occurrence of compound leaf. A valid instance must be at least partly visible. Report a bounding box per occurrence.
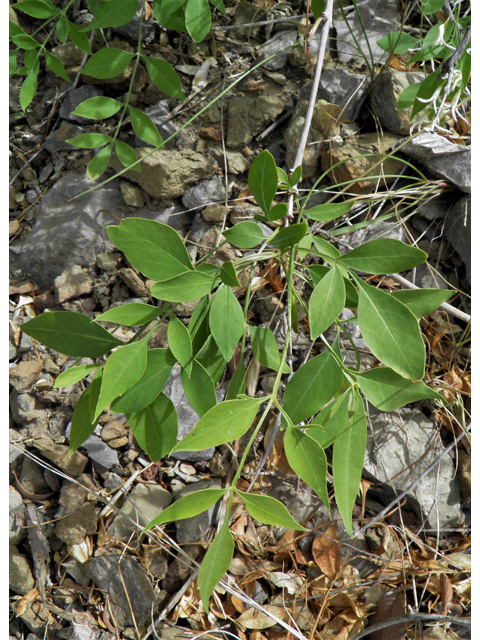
[309,264,345,339]
[181,360,217,417]
[248,150,278,215]
[209,286,244,361]
[69,377,102,455]
[144,488,228,529]
[198,521,234,612]
[150,270,218,302]
[236,491,308,531]
[83,48,135,79]
[127,392,178,462]
[338,239,427,274]
[249,325,290,374]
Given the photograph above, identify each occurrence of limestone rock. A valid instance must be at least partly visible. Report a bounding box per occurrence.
[54,265,94,304]
[371,68,424,134]
[227,95,285,149]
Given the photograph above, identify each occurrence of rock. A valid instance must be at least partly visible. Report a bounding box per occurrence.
[163,365,215,462]
[259,31,297,71]
[335,2,401,64]
[174,480,223,544]
[55,503,97,545]
[443,195,471,284]
[33,435,88,476]
[85,553,157,629]
[118,267,148,297]
[9,486,26,545]
[146,549,168,580]
[96,252,122,271]
[348,221,406,249]
[316,65,369,121]
[227,95,285,149]
[233,1,268,41]
[202,203,229,223]
[212,148,251,174]
[109,483,173,539]
[110,148,214,198]
[9,428,25,466]
[51,42,85,69]
[10,170,180,289]
[135,100,177,148]
[9,545,35,595]
[19,456,51,496]
[364,406,464,530]
[182,177,227,210]
[120,181,146,207]
[457,449,471,501]
[58,85,104,124]
[321,132,404,194]
[371,68,424,134]
[44,121,92,153]
[54,265,94,304]
[9,358,44,392]
[77,433,119,470]
[112,3,156,43]
[401,133,471,193]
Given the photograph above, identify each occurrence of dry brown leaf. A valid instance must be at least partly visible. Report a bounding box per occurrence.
[236,605,286,630]
[16,588,40,617]
[250,631,269,640]
[312,523,342,580]
[273,529,296,563]
[441,573,454,615]
[367,592,405,640]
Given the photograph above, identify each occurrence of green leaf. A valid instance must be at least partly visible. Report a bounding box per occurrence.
[356,367,443,411]
[151,270,218,303]
[67,133,113,149]
[353,274,425,381]
[127,393,178,461]
[271,222,308,250]
[83,48,135,79]
[87,143,113,179]
[143,56,185,99]
[168,315,193,374]
[309,265,345,340]
[209,287,244,361]
[309,390,350,449]
[72,96,124,119]
[210,0,225,13]
[220,261,241,287]
[171,398,263,453]
[152,0,187,31]
[9,50,18,78]
[421,0,445,12]
[106,218,193,282]
[284,424,329,507]
[411,69,441,118]
[248,150,278,215]
[236,491,308,531]
[423,22,443,48]
[44,50,70,82]
[181,360,217,418]
[249,326,290,374]
[377,30,418,54]
[305,201,353,222]
[397,82,422,110]
[69,377,102,455]
[82,0,138,30]
[389,288,455,319]
[277,166,289,185]
[196,335,226,384]
[307,265,358,308]
[95,302,162,326]
[10,32,40,50]
[225,360,246,400]
[223,221,266,249]
[110,349,176,413]
[66,19,92,54]
[128,105,163,146]
[185,0,211,42]
[332,389,366,537]
[190,297,212,355]
[198,521,234,612]
[21,311,122,357]
[338,239,427,274]
[93,338,148,421]
[11,0,58,19]
[115,139,141,172]
[20,71,37,112]
[283,351,343,426]
[289,164,302,187]
[54,364,100,389]
[268,202,288,222]
[311,0,325,21]
[144,488,228,530]
[312,235,341,260]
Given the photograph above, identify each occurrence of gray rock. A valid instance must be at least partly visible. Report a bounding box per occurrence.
[9,428,25,465]
[371,68,424,134]
[19,456,51,496]
[232,1,267,41]
[316,65,369,121]
[202,203,229,223]
[111,1,156,43]
[9,486,26,545]
[182,177,227,210]
[44,121,92,153]
[227,94,285,149]
[51,42,85,68]
[85,553,157,629]
[120,181,145,207]
[259,31,297,70]
[10,170,181,289]
[135,100,177,148]
[9,358,44,392]
[33,434,88,477]
[77,434,119,470]
[401,133,471,193]
[55,503,97,545]
[174,480,223,544]
[54,265,94,304]
[110,148,214,198]
[163,365,215,462]
[364,406,464,529]
[9,545,35,595]
[444,195,470,284]
[58,85,104,124]
[334,1,401,64]
[109,482,172,539]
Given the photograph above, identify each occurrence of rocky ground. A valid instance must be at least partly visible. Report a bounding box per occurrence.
[9,1,471,639]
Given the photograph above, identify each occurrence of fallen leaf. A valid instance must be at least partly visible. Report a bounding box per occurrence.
[367,592,405,640]
[312,523,342,580]
[441,574,453,615]
[236,605,286,630]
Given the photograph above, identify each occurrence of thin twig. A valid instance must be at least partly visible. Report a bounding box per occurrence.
[349,612,470,640]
